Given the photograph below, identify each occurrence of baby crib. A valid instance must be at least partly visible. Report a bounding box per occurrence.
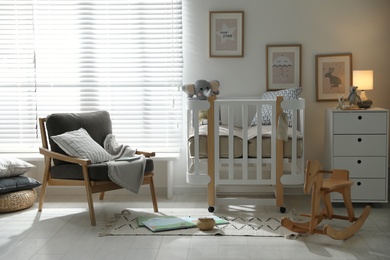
[186,95,305,212]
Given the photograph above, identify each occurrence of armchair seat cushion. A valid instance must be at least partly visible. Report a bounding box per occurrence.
[50,158,154,181]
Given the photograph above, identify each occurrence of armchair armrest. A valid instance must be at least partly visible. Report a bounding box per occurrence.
[135,150,156,158]
[39,147,91,166]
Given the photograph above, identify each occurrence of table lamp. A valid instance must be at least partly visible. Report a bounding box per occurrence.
[353,70,373,109]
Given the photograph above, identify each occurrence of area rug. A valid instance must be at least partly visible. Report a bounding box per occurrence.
[99,208,296,237]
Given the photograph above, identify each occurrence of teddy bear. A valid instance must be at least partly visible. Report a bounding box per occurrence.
[182,80,220,100]
[347,86,361,106]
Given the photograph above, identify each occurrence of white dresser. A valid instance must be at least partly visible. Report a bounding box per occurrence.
[325,108,389,203]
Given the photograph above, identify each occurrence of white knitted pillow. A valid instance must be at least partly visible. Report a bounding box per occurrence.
[51,128,112,163]
[0,157,35,178]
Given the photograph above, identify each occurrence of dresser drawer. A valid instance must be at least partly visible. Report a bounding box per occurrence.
[333,112,387,134]
[333,157,386,178]
[333,135,387,156]
[332,178,387,202]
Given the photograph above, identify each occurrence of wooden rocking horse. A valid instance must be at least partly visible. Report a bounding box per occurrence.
[281,160,371,240]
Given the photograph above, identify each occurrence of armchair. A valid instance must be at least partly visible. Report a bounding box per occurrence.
[38,111,158,226]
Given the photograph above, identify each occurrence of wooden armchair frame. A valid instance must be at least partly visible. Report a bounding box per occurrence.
[38,117,158,226]
[281,160,371,240]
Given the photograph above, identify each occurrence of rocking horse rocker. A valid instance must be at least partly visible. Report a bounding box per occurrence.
[281,160,371,240]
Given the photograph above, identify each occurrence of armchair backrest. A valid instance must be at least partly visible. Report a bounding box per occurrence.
[45,111,112,165]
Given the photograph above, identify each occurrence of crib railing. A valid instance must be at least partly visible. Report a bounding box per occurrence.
[186,98,211,185]
[186,95,305,211]
[213,98,279,186]
[211,96,284,209]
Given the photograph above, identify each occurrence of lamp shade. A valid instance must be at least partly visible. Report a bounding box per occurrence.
[353,70,373,90]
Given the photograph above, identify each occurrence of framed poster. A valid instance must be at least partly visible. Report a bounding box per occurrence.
[316,53,352,101]
[266,44,301,90]
[209,11,244,57]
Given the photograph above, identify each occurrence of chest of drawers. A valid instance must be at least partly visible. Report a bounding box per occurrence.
[325,108,389,202]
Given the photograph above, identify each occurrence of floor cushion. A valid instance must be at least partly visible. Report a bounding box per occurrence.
[0,189,37,213]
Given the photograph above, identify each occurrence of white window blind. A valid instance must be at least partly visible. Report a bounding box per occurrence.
[0,0,183,153]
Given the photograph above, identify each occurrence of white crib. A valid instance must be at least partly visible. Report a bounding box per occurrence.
[186,95,305,212]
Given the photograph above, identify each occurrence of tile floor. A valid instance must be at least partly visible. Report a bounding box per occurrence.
[0,192,389,260]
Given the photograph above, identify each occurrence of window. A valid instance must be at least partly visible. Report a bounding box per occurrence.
[0,0,183,153]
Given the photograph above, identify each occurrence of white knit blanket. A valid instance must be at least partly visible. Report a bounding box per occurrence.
[104,134,146,194]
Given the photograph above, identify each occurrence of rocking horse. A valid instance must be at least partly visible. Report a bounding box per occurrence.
[281,160,371,240]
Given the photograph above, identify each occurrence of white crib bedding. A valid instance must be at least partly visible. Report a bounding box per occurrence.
[188,124,303,159]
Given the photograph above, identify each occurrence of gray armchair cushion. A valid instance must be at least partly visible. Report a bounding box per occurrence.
[46,111,112,165]
[50,159,154,181]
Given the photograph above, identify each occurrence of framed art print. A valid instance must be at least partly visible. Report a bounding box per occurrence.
[266,44,301,90]
[316,53,352,101]
[209,11,244,57]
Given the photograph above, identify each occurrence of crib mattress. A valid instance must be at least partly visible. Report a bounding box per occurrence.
[188,125,303,159]
[188,136,303,158]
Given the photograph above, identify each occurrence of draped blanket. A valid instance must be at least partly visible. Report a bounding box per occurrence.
[104,134,146,194]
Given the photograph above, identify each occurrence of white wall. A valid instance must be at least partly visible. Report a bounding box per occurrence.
[26,0,390,196]
[173,0,390,191]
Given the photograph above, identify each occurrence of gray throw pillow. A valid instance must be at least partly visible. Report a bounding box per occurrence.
[250,87,302,127]
[0,176,41,194]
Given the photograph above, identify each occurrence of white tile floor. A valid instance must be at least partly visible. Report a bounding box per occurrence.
[0,192,389,260]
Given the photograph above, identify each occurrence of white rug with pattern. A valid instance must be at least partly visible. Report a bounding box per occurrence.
[99,208,296,237]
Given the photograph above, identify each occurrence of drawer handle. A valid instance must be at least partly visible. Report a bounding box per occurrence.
[358,115,362,120]
[357,182,361,186]
[357,160,361,164]
[358,138,362,142]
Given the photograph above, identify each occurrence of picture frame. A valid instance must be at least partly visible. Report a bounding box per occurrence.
[266,44,301,90]
[316,53,352,101]
[209,11,244,58]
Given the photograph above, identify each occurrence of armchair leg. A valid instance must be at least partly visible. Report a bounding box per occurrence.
[82,165,96,226]
[143,172,158,212]
[38,179,48,212]
[38,157,51,211]
[149,175,158,212]
[83,184,96,226]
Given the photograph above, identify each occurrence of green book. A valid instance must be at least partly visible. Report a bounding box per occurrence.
[138,216,229,232]
[141,217,197,232]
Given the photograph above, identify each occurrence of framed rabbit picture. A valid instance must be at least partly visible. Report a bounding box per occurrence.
[316,53,352,101]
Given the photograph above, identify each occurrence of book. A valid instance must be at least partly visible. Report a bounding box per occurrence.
[141,217,197,232]
[138,216,229,232]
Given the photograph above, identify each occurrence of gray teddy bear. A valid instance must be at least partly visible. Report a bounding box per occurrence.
[347,86,361,106]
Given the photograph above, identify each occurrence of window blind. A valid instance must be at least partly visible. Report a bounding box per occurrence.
[0,0,183,153]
